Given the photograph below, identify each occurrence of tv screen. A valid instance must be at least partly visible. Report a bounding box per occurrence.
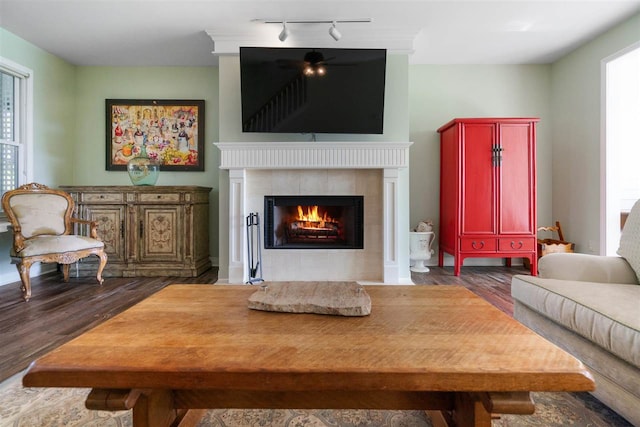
[239,47,386,134]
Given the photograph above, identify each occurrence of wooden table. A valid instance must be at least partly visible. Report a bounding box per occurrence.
[23,285,595,427]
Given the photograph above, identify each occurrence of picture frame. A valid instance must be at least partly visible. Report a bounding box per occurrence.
[106,99,205,171]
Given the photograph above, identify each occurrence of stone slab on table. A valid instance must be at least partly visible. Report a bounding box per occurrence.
[247,281,371,316]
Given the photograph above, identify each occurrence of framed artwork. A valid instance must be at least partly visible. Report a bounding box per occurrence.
[106,99,205,171]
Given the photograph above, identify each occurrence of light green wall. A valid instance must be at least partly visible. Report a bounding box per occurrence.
[0,28,76,284]
[74,66,220,261]
[408,65,552,264]
[550,12,640,254]
[0,28,77,184]
[216,54,410,281]
[74,67,219,185]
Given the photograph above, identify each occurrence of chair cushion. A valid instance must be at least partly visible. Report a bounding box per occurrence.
[11,235,104,257]
[617,199,640,282]
[9,193,69,238]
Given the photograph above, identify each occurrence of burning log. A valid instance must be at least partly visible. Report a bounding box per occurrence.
[288,220,340,239]
[286,205,342,240]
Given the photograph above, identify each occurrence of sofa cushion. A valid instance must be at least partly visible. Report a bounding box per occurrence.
[511,275,640,369]
[618,199,640,283]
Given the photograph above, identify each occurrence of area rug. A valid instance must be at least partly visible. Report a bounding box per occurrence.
[0,371,631,427]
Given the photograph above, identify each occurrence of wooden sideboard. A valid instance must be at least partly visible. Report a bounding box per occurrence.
[61,186,212,278]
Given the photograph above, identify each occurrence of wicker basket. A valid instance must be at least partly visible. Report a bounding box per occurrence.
[537,221,574,258]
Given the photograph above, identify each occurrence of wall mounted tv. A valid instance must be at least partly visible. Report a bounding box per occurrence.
[239,47,386,134]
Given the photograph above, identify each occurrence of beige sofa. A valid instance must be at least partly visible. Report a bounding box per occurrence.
[511,202,640,426]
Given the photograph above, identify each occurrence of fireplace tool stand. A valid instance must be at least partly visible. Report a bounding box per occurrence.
[246,212,264,284]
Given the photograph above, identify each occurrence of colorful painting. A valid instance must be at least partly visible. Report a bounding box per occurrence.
[106,99,205,171]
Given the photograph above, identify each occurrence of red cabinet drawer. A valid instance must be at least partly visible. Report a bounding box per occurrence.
[498,237,535,252]
[460,238,497,252]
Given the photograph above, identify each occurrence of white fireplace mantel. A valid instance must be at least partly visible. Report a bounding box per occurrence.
[215,141,412,284]
[216,141,412,170]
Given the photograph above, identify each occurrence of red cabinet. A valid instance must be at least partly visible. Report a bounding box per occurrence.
[437,118,538,276]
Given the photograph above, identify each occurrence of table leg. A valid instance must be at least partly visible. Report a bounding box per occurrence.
[428,392,531,427]
[426,393,490,427]
[452,393,492,427]
[87,388,204,427]
[132,390,179,427]
[132,390,206,427]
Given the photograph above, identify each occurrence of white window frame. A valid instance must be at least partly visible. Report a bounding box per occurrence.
[0,56,34,210]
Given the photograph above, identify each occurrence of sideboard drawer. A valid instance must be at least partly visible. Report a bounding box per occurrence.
[81,193,124,203]
[498,238,536,252]
[139,193,181,203]
[460,238,497,252]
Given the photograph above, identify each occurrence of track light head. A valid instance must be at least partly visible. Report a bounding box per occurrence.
[278,22,289,42]
[329,21,341,41]
[257,18,370,42]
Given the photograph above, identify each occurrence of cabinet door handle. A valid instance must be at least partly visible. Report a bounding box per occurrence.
[491,144,504,166]
[510,240,523,250]
[139,220,144,238]
[471,241,485,250]
[121,220,125,238]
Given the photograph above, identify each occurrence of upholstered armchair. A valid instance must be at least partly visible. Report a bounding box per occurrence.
[1,183,108,301]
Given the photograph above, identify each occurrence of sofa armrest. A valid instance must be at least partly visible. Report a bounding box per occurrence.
[538,252,638,284]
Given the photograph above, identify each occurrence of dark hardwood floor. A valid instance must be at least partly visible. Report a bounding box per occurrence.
[0,268,219,382]
[410,265,523,316]
[0,265,528,383]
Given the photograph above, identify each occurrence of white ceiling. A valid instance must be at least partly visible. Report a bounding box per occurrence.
[1,0,639,66]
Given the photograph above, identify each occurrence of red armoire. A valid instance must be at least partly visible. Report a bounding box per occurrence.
[437,118,538,276]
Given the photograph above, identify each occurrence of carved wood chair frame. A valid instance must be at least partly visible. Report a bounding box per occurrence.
[1,183,108,301]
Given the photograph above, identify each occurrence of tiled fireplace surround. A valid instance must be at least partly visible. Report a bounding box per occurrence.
[216,141,412,284]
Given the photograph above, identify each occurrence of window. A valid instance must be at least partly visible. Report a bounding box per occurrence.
[0,57,33,201]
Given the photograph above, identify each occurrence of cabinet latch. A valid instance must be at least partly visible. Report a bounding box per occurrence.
[492,144,504,166]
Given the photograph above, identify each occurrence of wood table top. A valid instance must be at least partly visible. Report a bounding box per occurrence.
[23,284,594,393]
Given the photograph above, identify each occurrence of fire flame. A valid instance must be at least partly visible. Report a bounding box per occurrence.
[296,205,335,229]
[297,205,327,222]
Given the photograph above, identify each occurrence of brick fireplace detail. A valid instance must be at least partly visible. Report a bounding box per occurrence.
[215,141,412,284]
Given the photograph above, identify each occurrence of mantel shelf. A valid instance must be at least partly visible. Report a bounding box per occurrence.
[215,141,412,170]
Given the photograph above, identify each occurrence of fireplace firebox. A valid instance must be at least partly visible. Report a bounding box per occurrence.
[264,195,364,249]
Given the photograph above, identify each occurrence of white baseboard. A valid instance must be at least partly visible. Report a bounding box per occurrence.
[0,264,56,287]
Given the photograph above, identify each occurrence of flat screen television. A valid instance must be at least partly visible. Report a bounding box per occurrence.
[239,47,386,134]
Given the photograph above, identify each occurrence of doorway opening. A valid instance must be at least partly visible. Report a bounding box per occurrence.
[603,43,640,254]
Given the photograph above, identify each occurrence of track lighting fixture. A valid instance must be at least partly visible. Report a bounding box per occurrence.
[329,21,341,41]
[278,22,289,42]
[255,18,371,42]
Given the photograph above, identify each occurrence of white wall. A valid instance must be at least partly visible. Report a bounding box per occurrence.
[551,12,640,254]
[605,45,640,255]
